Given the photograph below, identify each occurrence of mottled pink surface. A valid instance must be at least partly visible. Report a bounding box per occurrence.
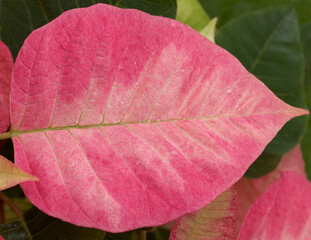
[0,42,13,133]
[11,4,308,232]
[236,144,306,233]
[237,172,311,240]
[169,187,238,240]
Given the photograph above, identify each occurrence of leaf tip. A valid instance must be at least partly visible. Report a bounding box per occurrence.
[0,155,40,190]
[292,107,309,117]
[30,175,39,182]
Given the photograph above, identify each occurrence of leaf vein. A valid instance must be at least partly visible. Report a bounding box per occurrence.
[146,46,195,122]
[43,132,97,225]
[124,125,185,211]
[67,129,135,219]
[176,54,217,118]
[101,18,146,123]
[77,14,115,125]
[156,123,207,176]
[173,122,222,160]
[16,136,52,215]
[16,29,48,131]
[249,10,291,72]
[49,11,90,127]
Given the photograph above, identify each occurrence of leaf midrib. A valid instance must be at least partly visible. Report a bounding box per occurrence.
[10,110,302,137]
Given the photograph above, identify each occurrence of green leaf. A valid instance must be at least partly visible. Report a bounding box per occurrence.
[199,17,217,43]
[0,221,27,240]
[301,130,311,180]
[176,0,210,31]
[0,0,177,59]
[197,0,228,18]
[0,207,105,240]
[217,0,311,27]
[300,21,311,180]
[216,6,307,177]
[176,0,217,42]
[301,22,311,111]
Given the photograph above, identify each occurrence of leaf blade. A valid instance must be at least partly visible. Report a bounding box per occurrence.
[237,172,311,239]
[236,144,306,233]
[11,4,308,232]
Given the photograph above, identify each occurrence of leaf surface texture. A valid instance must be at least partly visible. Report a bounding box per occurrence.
[11,3,307,232]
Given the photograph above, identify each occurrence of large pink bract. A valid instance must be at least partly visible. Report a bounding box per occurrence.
[237,172,311,239]
[11,4,307,232]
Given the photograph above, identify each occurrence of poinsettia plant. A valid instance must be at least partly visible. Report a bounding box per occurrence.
[0,0,310,239]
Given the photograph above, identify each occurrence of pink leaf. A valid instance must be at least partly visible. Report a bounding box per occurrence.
[11,4,307,232]
[169,186,238,240]
[237,172,311,240]
[0,155,38,191]
[236,144,306,233]
[0,41,13,133]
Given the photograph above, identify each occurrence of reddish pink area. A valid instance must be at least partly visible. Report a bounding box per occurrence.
[0,42,13,133]
[12,4,308,232]
[237,172,311,240]
[236,144,306,233]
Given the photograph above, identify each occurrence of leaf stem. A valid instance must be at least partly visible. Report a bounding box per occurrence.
[21,217,32,240]
[0,132,11,140]
[0,192,32,239]
[0,192,23,219]
[139,230,146,240]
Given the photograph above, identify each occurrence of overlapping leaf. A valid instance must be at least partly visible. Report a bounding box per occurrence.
[237,172,311,239]
[0,155,38,191]
[11,3,307,232]
[176,0,210,32]
[169,187,238,240]
[0,41,13,133]
[236,144,306,232]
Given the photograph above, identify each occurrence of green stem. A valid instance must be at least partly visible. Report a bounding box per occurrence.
[0,132,11,140]
[0,192,32,239]
[0,192,23,219]
[21,217,32,240]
